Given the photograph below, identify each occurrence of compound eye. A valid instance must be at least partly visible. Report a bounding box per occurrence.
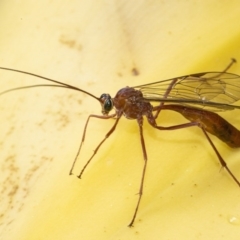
[103,98,113,112]
[100,93,113,115]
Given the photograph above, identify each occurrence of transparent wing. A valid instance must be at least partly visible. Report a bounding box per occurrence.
[133,72,240,111]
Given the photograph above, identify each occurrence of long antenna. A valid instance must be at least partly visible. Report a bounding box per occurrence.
[0,67,100,101]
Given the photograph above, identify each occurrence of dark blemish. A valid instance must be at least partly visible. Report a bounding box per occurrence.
[59,35,82,51]
[131,68,139,76]
[57,112,70,128]
[117,72,123,77]
[6,126,15,136]
[42,156,53,162]
[77,99,82,105]
[8,185,19,197]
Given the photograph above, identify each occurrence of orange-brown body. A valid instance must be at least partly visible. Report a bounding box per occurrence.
[162,104,240,148]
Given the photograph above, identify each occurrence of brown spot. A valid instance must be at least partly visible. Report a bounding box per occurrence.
[59,35,82,51]
[131,67,139,76]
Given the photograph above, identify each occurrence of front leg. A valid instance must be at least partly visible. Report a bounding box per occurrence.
[69,113,116,176]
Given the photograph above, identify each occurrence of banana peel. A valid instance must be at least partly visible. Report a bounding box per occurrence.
[1,1,240,239]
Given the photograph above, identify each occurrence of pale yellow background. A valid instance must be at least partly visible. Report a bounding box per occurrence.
[0,1,240,239]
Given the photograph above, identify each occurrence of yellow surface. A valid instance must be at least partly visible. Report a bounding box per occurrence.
[0,1,240,239]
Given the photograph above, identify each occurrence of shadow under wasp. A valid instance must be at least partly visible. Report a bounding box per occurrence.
[0,59,240,227]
